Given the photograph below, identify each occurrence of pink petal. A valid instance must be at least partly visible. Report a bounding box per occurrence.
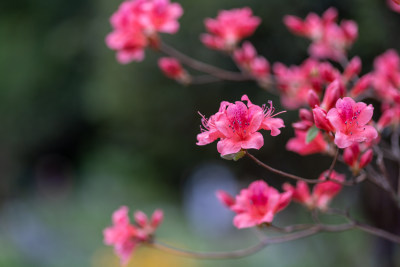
[240,132,264,150]
[233,213,257,229]
[217,138,242,156]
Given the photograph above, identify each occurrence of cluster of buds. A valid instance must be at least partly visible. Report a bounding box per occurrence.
[103,206,163,265]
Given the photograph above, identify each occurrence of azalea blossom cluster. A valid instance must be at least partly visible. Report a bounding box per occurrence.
[284,8,357,62]
[217,170,343,229]
[106,0,183,63]
[104,206,163,264]
[103,1,400,265]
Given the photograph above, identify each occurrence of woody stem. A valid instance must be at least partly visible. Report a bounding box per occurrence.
[245,151,353,185]
[159,42,252,81]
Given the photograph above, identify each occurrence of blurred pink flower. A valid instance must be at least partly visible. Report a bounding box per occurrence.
[283,170,344,210]
[104,206,163,265]
[158,57,189,82]
[233,42,270,80]
[326,97,378,148]
[388,0,400,13]
[218,180,292,228]
[201,7,261,51]
[106,0,183,63]
[197,95,285,156]
[371,49,400,104]
[284,8,358,61]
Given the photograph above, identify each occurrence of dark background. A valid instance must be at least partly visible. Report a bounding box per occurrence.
[0,0,399,266]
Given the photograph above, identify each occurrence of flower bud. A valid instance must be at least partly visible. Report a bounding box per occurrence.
[307,89,320,108]
[134,211,148,228]
[341,20,358,42]
[349,74,371,97]
[359,149,373,169]
[283,15,305,35]
[216,190,235,207]
[321,80,341,110]
[343,56,361,81]
[343,144,360,167]
[313,106,334,132]
[377,109,395,131]
[299,108,314,122]
[158,57,189,83]
[150,209,164,228]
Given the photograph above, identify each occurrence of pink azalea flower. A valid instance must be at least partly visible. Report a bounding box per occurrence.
[217,180,292,228]
[233,42,270,80]
[106,0,183,63]
[201,7,261,51]
[286,129,329,155]
[326,97,378,148]
[284,8,358,62]
[104,206,163,265]
[371,50,400,105]
[136,0,183,35]
[197,95,285,156]
[283,170,344,210]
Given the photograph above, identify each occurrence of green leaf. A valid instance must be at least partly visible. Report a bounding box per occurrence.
[221,150,246,161]
[306,126,319,144]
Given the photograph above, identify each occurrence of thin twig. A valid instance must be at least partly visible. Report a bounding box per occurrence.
[326,147,339,179]
[245,151,353,186]
[159,42,252,82]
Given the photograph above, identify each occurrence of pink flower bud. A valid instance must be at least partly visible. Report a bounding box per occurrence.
[216,190,235,207]
[158,57,185,79]
[233,41,256,64]
[150,209,164,228]
[299,108,314,122]
[343,144,360,167]
[283,15,305,35]
[349,74,371,97]
[322,8,338,23]
[134,211,148,228]
[250,57,270,79]
[341,20,358,42]
[343,56,361,81]
[307,89,320,108]
[359,149,373,169]
[313,106,334,132]
[377,109,395,131]
[321,80,341,110]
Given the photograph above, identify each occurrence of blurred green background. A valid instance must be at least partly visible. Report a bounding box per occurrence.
[0,0,399,266]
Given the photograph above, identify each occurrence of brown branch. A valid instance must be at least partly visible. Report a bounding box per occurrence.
[245,151,354,186]
[159,42,252,82]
